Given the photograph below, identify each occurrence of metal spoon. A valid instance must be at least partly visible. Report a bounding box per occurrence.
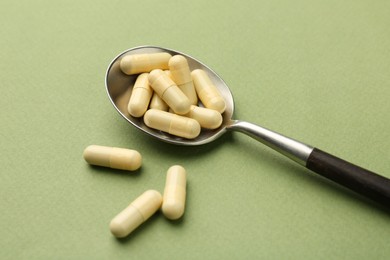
[105,46,390,207]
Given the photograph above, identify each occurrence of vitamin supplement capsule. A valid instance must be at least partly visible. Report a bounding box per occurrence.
[169,55,198,105]
[148,69,191,115]
[127,73,153,117]
[191,69,226,113]
[164,70,173,79]
[144,109,200,139]
[149,92,169,111]
[162,165,187,220]
[120,52,172,75]
[186,105,223,129]
[110,190,162,238]
[83,145,142,171]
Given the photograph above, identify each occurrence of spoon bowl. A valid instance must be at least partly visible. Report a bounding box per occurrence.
[105,46,390,208]
[105,46,233,145]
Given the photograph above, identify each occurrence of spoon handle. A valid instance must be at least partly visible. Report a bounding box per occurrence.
[306,148,390,206]
[228,120,390,207]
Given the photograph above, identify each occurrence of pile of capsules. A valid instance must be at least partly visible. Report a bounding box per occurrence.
[121,52,226,139]
[83,52,228,238]
[83,145,185,238]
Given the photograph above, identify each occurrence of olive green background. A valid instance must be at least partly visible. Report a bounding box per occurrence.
[1,0,389,259]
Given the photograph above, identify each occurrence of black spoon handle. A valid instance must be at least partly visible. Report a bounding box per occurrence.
[306,148,390,206]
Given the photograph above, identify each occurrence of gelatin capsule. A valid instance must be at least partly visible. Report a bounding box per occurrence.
[144,109,200,139]
[149,93,168,111]
[149,70,172,111]
[120,52,172,75]
[162,165,187,220]
[191,69,226,113]
[148,70,171,111]
[83,145,142,171]
[186,105,223,129]
[169,55,198,105]
[164,69,173,79]
[109,190,162,238]
[127,73,153,117]
[148,69,191,115]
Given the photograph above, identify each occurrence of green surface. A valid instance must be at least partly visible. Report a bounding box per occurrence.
[1,0,390,259]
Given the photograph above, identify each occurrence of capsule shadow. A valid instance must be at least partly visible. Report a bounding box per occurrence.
[86,164,143,178]
[163,214,185,226]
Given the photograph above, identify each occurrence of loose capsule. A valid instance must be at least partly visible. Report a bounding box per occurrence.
[109,190,162,238]
[149,93,169,111]
[120,52,172,75]
[148,69,191,115]
[169,55,198,105]
[186,105,223,129]
[144,109,200,139]
[127,73,153,117]
[83,145,142,171]
[191,69,226,113]
[162,165,187,220]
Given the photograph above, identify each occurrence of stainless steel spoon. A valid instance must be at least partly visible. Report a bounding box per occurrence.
[105,46,390,207]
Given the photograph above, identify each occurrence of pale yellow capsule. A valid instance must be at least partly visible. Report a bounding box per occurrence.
[144,109,200,139]
[120,52,172,75]
[191,69,226,113]
[149,70,171,111]
[83,145,142,171]
[148,69,191,115]
[149,93,168,111]
[164,70,173,79]
[162,165,187,220]
[109,190,162,238]
[148,70,171,111]
[169,55,198,105]
[127,73,153,117]
[186,105,223,129]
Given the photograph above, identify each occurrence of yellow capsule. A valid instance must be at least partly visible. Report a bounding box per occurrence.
[147,70,171,111]
[148,69,191,115]
[83,145,142,171]
[162,165,187,220]
[109,190,162,238]
[149,92,169,111]
[191,69,226,113]
[186,105,223,129]
[144,109,200,139]
[164,69,173,79]
[127,73,153,117]
[120,52,172,75]
[169,55,198,105]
